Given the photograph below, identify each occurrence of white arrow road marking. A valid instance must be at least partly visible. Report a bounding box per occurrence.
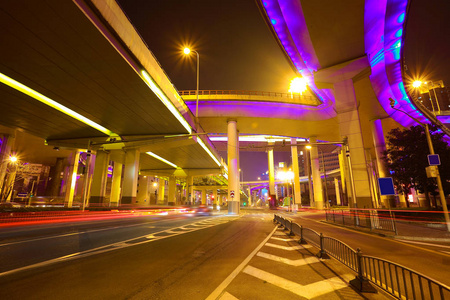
[243,265,348,299]
[265,243,311,250]
[257,252,320,266]
[218,291,239,300]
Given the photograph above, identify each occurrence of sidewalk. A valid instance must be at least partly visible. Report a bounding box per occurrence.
[283,209,450,243]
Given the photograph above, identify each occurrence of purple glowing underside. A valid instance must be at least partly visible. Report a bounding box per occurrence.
[261,0,428,127]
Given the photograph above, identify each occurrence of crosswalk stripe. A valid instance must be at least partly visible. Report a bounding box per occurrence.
[257,252,320,266]
[265,243,311,250]
[243,265,348,299]
[218,291,239,300]
[270,237,297,242]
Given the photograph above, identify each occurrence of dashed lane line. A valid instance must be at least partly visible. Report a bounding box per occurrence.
[264,242,311,250]
[243,265,348,299]
[257,251,320,266]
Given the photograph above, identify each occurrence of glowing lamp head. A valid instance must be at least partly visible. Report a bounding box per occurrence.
[9,156,17,162]
[183,48,191,55]
[289,77,308,94]
[305,145,312,150]
[412,80,422,88]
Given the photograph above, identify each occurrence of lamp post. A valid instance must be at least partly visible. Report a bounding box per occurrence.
[183,48,200,122]
[389,97,450,232]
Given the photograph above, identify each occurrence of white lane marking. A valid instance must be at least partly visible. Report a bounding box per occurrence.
[218,292,239,300]
[243,265,348,299]
[0,216,239,277]
[206,226,279,300]
[270,237,297,242]
[442,250,450,254]
[400,239,450,249]
[257,252,320,266]
[264,243,310,250]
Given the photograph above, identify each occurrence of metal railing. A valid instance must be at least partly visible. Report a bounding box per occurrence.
[325,209,397,235]
[273,214,450,299]
[179,89,317,101]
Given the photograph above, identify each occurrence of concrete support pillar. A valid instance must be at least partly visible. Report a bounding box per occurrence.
[90,150,110,206]
[213,189,218,206]
[227,120,240,214]
[0,134,15,198]
[168,175,176,206]
[110,161,122,207]
[309,137,324,209]
[267,141,276,202]
[136,176,150,206]
[371,119,393,208]
[48,157,65,197]
[338,149,349,205]
[305,147,314,207]
[291,138,302,207]
[64,150,80,208]
[335,79,372,208]
[188,176,194,205]
[201,188,206,205]
[334,178,341,205]
[157,178,165,205]
[5,165,17,201]
[122,149,140,205]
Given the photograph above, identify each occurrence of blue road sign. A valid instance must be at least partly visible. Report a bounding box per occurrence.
[427,154,441,166]
[378,177,396,196]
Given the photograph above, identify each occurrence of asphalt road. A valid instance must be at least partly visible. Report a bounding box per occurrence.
[0,212,277,299]
[3,208,447,299]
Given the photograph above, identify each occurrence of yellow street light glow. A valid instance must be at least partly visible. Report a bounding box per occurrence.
[0,72,114,136]
[197,138,221,166]
[153,182,158,187]
[9,156,18,163]
[141,70,192,134]
[183,48,191,55]
[146,151,178,168]
[305,145,312,149]
[289,77,308,94]
[412,80,423,88]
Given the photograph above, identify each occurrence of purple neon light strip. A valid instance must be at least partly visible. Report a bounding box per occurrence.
[262,0,429,129]
[365,0,428,127]
[261,0,335,107]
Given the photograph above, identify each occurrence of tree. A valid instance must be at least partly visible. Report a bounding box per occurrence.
[383,124,450,208]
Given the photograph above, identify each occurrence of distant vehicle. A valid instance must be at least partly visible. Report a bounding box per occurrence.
[192,205,212,216]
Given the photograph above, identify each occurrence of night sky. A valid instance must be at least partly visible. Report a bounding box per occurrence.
[116,0,296,93]
[403,0,450,85]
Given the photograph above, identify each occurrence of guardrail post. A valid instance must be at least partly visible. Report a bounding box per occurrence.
[316,233,330,259]
[350,248,377,293]
[289,220,294,236]
[298,225,307,244]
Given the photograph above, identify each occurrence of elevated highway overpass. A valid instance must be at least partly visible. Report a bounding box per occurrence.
[0,0,223,208]
[0,0,445,212]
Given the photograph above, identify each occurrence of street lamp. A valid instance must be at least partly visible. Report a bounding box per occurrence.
[389,97,450,232]
[413,80,441,114]
[183,47,200,121]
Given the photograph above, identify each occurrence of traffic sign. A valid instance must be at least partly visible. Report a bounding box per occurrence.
[428,154,441,166]
[230,190,235,198]
[378,177,396,196]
